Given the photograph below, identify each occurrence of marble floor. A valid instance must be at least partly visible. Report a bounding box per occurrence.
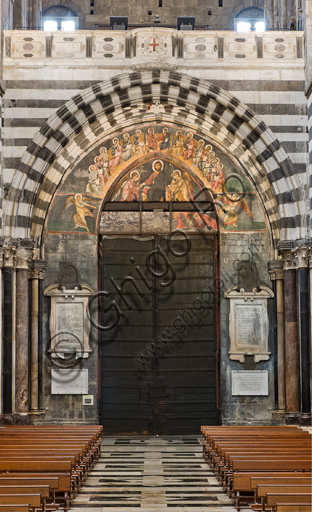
[70,436,244,512]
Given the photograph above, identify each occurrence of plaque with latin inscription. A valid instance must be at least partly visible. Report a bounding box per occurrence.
[51,369,88,394]
[224,286,274,363]
[232,370,268,396]
[235,304,262,346]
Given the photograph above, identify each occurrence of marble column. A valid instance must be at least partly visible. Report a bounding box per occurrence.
[268,260,285,411]
[2,243,17,414]
[0,243,4,414]
[28,260,46,411]
[293,242,310,413]
[15,243,33,414]
[281,247,299,413]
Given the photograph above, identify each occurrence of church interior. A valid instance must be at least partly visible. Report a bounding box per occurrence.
[0,0,310,509]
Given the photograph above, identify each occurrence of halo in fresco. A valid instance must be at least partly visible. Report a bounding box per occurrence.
[47,124,267,235]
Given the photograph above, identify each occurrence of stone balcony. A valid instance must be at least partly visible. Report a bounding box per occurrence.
[3,28,303,68]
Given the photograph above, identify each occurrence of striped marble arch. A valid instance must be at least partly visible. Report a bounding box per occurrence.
[3,70,305,245]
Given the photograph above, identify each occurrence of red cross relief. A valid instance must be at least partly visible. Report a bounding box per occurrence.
[149,38,159,51]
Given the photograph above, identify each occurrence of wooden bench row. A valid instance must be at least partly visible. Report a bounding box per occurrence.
[0,425,103,512]
[200,426,312,512]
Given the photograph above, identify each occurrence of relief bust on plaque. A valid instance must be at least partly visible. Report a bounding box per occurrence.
[224,285,274,363]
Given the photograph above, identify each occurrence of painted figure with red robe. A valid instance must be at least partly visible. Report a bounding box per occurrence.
[147,128,158,152]
[109,138,123,170]
[183,133,195,160]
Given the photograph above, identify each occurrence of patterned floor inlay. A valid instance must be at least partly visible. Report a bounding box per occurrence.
[70,436,246,511]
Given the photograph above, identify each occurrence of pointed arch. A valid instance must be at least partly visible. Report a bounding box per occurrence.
[4,70,304,245]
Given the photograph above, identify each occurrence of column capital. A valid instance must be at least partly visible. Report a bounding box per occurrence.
[16,247,33,270]
[293,241,309,269]
[3,246,17,268]
[28,260,47,280]
[268,260,284,280]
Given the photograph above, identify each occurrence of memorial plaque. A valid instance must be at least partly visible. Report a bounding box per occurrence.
[224,286,274,362]
[232,370,268,396]
[235,304,262,346]
[51,369,88,394]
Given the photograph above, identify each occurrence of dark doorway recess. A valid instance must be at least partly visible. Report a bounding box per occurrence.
[99,234,218,434]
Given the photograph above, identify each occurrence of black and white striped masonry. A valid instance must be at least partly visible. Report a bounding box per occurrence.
[3,71,306,244]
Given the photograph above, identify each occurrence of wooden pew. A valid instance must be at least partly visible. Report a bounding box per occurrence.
[0,473,72,511]
[200,426,312,512]
[0,426,103,511]
[0,506,30,511]
[0,486,54,512]
[254,485,312,511]
[266,493,312,508]
[275,506,312,512]
[0,495,42,510]
[0,477,59,503]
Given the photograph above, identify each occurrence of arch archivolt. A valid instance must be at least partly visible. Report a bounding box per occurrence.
[4,70,305,246]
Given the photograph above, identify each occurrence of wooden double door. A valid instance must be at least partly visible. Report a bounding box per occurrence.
[99,234,218,434]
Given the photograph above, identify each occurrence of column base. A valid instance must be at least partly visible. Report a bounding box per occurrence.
[29,409,46,424]
[0,413,31,426]
[271,410,287,425]
[284,412,312,426]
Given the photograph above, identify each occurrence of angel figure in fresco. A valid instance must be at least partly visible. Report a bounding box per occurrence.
[172,130,184,157]
[140,159,164,201]
[109,138,123,171]
[146,128,158,152]
[60,194,98,232]
[113,170,141,202]
[183,133,195,160]
[192,139,205,168]
[159,127,171,151]
[122,133,133,162]
[218,193,253,227]
[134,129,145,156]
[166,170,193,202]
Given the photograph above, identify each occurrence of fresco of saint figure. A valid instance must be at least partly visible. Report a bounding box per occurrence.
[166,170,193,201]
[183,133,195,160]
[140,159,164,201]
[198,145,212,174]
[172,131,184,157]
[211,163,224,192]
[122,133,133,162]
[109,138,123,170]
[147,128,158,152]
[202,151,215,178]
[134,129,145,156]
[99,146,110,173]
[159,128,171,151]
[192,139,205,168]
[60,194,98,232]
[113,170,141,202]
[218,193,253,227]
